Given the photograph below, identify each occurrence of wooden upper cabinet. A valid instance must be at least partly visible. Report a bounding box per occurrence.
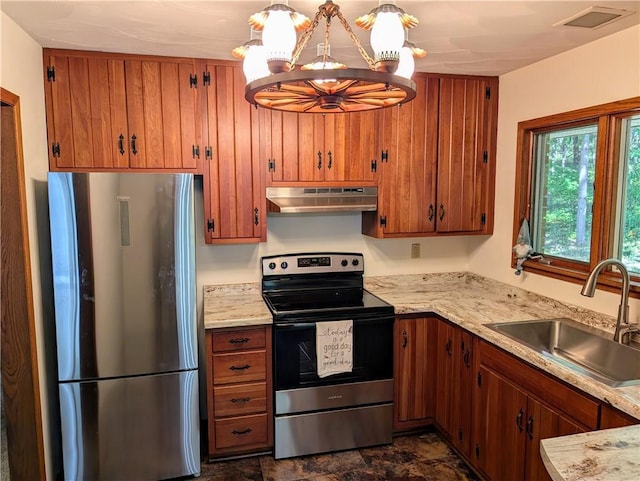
[437,76,496,233]
[362,75,439,237]
[264,110,378,184]
[202,62,265,244]
[43,49,201,171]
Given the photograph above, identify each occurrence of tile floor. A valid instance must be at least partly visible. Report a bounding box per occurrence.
[200,432,479,481]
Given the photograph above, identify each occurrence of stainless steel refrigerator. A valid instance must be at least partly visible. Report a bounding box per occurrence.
[48,172,200,480]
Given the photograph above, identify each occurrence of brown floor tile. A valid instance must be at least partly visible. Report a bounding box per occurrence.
[201,432,478,481]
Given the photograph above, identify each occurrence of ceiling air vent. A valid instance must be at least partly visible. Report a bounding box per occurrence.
[553,6,634,29]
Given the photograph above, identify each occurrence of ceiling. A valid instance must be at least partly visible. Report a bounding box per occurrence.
[2,1,639,76]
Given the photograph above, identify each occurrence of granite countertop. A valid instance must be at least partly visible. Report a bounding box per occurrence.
[203,283,271,329]
[540,425,640,481]
[203,272,640,418]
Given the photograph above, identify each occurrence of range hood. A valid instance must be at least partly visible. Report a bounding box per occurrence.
[266,186,377,214]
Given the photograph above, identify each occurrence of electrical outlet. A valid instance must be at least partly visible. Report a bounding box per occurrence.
[411,243,421,259]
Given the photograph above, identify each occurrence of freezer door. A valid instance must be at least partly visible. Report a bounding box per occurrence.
[59,370,200,481]
[48,173,197,381]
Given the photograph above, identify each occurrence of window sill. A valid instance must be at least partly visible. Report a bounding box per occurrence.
[515,259,640,300]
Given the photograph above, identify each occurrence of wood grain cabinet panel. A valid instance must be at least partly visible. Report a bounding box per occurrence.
[437,77,495,233]
[43,49,201,171]
[363,74,498,238]
[393,316,436,431]
[263,109,379,184]
[434,318,474,457]
[472,341,597,481]
[206,326,273,458]
[202,61,265,244]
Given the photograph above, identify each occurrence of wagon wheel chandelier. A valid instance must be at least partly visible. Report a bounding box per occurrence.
[232,0,426,113]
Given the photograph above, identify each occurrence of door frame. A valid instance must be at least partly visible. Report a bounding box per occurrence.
[1,87,46,480]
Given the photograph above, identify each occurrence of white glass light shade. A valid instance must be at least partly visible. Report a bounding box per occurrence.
[243,45,270,84]
[262,10,296,64]
[370,11,404,60]
[395,46,415,79]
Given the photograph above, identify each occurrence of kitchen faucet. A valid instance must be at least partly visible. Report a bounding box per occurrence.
[581,258,638,344]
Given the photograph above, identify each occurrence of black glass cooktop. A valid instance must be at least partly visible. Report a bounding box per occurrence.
[263,287,394,322]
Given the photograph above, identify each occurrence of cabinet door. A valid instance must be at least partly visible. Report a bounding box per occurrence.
[434,318,455,436]
[393,317,435,431]
[203,63,265,243]
[474,365,528,481]
[437,77,488,233]
[452,329,474,456]
[363,75,439,236]
[524,397,584,481]
[44,54,128,169]
[297,114,326,182]
[125,59,199,169]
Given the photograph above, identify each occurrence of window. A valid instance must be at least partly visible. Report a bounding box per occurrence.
[514,97,640,297]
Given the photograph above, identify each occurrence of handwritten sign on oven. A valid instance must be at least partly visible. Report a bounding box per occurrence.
[316,320,353,378]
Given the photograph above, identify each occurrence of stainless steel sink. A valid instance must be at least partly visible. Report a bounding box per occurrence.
[485,318,640,387]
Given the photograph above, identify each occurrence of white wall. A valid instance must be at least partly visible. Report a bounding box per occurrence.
[469,25,640,323]
[0,11,54,480]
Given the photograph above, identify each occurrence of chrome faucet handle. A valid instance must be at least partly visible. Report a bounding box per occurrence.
[617,325,640,345]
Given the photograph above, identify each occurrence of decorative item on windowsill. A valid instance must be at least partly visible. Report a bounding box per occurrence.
[232,0,426,113]
[513,219,541,275]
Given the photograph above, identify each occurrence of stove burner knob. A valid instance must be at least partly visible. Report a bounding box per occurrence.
[280,261,288,270]
[341,259,348,267]
[352,258,360,266]
[268,262,276,270]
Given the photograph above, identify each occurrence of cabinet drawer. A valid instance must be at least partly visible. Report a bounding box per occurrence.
[214,413,268,450]
[213,351,266,385]
[214,382,267,417]
[212,327,266,353]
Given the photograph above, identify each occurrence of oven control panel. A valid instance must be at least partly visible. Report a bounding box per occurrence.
[262,252,364,276]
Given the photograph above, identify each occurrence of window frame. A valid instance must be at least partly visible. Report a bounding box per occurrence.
[513,96,640,298]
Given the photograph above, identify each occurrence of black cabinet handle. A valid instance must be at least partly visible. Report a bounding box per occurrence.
[231,397,251,403]
[317,151,322,170]
[229,364,250,371]
[428,204,435,221]
[327,151,333,169]
[118,134,125,155]
[254,207,259,226]
[463,349,471,368]
[231,428,253,435]
[131,135,138,155]
[229,337,250,344]
[445,339,452,356]
[439,203,445,222]
[516,409,524,432]
[402,330,408,349]
[526,416,534,440]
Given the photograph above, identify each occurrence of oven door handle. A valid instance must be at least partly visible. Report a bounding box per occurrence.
[275,323,319,330]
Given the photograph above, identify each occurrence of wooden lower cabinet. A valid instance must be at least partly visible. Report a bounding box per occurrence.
[393,316,436,431]
[472,341,598,481]
[206,326,273,458]
[434,318,474,457]
[600,405,640,428]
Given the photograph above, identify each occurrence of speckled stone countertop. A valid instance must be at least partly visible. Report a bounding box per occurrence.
[203,283,270,329]
[540,425,640,481]
[203,272,640,418]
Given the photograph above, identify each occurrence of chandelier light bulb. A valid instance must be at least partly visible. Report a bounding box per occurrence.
[395,44,415,79]
[262,7,297,73]
[370,7,405,62]
[243,43,270,83]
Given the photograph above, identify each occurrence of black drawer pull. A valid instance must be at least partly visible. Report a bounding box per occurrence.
[516,409,524,432]
[229,337,250,344]
[231,397,251,403]
[231,428,253,435]
[229,364,251,371]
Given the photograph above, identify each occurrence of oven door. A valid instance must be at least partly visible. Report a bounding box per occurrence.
[273,315,394,391]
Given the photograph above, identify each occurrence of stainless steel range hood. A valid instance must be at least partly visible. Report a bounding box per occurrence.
[266,186,377,214]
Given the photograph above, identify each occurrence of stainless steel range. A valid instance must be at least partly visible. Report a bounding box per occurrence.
[261,252,394,459]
